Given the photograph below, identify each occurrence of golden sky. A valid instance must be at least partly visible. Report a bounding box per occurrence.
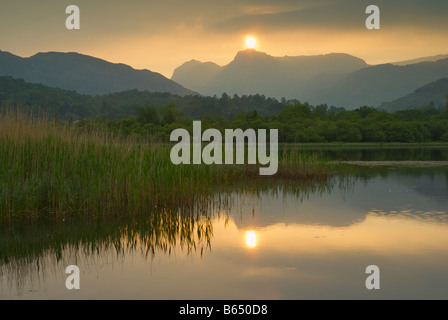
[1,0,447,78]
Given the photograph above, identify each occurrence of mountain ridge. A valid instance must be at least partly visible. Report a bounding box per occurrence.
[390,54,448,66]
[172,50,369,100]
[0,50,196,96]
[173,50,448,108]
[380,78,448,112]
[310,59,448,108]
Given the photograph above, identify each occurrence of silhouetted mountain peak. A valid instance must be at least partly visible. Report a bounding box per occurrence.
[0,50,196,96]
[229,50,276,69]
[234,49,270,59]
[172,50,448,107]
[171,59,223,92]
[176,59,221,70]
[172,49,370,98]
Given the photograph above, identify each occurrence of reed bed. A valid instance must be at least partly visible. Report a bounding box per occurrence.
[0,110,335,222]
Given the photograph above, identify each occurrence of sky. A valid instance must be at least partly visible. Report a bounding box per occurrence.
[1,0,448,78]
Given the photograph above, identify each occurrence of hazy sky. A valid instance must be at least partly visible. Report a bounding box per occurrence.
[1,0,447,78]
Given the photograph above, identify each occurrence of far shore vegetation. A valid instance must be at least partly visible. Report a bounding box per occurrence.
[78,98,448,144]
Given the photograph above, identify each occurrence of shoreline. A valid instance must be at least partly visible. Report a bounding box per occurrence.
[341,160,448,167]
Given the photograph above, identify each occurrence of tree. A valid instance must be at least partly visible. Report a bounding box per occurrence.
[136,106,159,125]
[441,132,448,142]
[386,123,414,142]
[100,100,112,115]
[445,95,448,115]
[313,104,328,120]
[162,108,175,125]
[159,102,184,125]
[334,120,362,142]
[357,106,378,119]
[327,106,345,120]
[394,109,424,121]
[334,110,360,121]
[361,124,386,142]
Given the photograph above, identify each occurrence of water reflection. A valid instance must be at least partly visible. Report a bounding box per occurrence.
[245,231,257,248]
[1,166,448,299]
[298,145,448,161]
[0,209,215,297]
[1,178,341,298]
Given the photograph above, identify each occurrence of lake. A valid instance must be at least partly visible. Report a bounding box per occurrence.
[1,147,448,299]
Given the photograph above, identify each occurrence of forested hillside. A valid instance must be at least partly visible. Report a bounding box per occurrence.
[2,75,447,143]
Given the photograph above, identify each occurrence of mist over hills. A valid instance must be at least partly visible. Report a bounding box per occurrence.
[173,50,448,109]
[0,50,196,96]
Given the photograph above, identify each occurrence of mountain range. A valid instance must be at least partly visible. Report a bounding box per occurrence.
[0,50,195,96]
[172,50,369,103]
[172,50,448,109]
[1,49,447,111]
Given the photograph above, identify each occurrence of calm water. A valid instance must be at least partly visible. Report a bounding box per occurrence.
[300,144,448,161]
[1,152,448,299]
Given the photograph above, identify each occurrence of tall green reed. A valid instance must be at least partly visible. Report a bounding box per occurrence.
[0,110,335,222]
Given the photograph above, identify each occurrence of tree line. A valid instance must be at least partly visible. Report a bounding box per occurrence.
[2,75,448,143]
[76,102,448,143]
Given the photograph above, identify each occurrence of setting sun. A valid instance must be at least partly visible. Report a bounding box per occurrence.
[245,36,257,49]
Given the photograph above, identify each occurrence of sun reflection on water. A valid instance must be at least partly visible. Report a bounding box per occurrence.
[245,230,257,248]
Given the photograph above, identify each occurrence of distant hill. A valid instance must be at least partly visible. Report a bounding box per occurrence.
[0,50,196,96]
[306,59,448,108]
[0,75,93,117]
[391,54,448,66]
[172,50,369,99]
[380,78,448,112]
[171,59,222,93]
[173,50,448,109]
[0,75,292,119]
